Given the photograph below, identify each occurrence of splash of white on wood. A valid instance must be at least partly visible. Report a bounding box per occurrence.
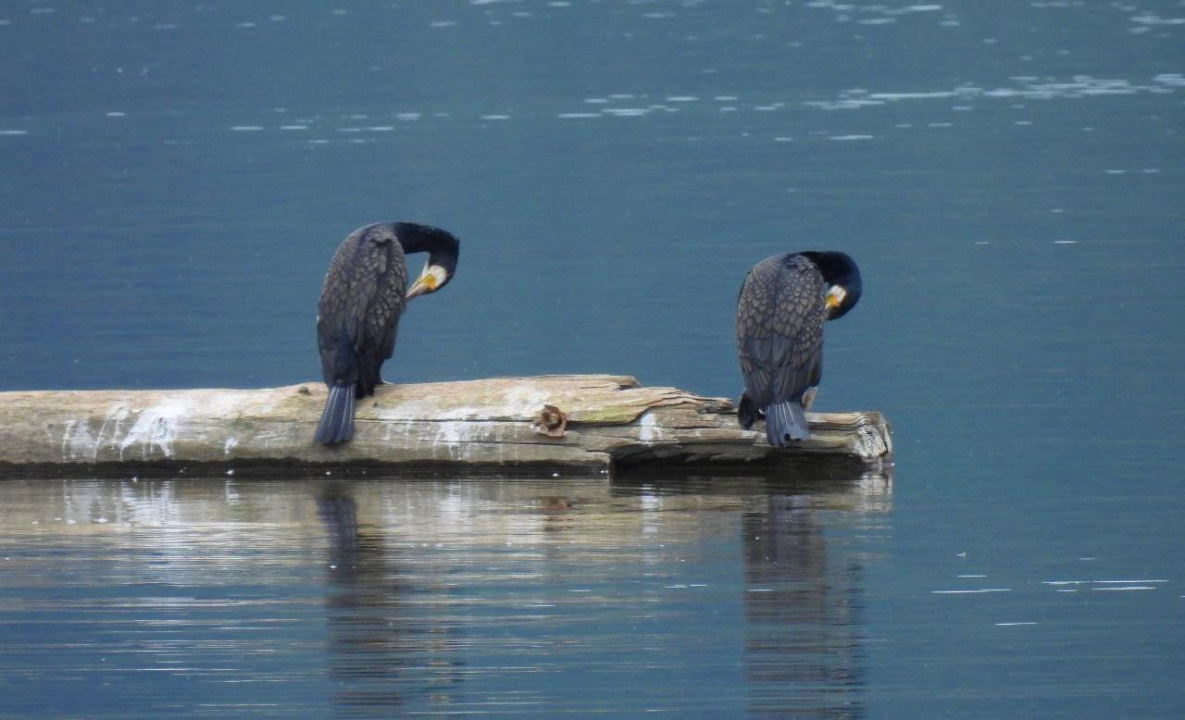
[61,420,95,461]
[638,411,660,443]
[114,394,250,460]
[96,404,132,460]
[119,402,182,459]
[433,420,482,461]
[60,404,132,461]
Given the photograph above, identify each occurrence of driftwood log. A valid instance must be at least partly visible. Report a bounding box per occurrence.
[0,375,892,477]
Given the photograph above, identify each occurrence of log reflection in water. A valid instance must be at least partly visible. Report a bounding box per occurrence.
[0,470,889,716]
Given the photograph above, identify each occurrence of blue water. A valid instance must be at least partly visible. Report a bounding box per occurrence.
[2,1,1184,716]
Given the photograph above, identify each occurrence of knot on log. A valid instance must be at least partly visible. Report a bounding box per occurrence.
[531,404,568,437]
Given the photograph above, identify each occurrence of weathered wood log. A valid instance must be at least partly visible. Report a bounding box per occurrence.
[0,375,892,477]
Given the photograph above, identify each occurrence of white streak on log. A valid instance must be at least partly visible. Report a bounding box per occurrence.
[433,420,482,461]
[61,404,132,461]
[61,420,92,461]
[118,402,182,460]
[96,404,132,460]
[638,412,660,444]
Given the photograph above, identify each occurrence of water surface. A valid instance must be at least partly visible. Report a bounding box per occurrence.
[1,473,891,716]
[1,0,1183,716]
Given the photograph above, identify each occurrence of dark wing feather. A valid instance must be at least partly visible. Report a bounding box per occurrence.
[316,236,362,387]
[369,244,408,382]
[736,255,826,408]
[316,226,408,394]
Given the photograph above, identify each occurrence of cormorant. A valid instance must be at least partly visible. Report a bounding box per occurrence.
[314,222,460,445]
[735,251,861,446]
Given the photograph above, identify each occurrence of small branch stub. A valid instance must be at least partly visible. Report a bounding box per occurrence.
[532,404,569,438]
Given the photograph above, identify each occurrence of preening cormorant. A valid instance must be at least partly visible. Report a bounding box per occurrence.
[736,251,861,446]
[314,222,460,445]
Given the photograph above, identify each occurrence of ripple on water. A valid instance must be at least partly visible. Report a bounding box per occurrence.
[1129,12,1185,27]
[806,75,1182,112]
[602,108,650,117]
[930,566,1174,627]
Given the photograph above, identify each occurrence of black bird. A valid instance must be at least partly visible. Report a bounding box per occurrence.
[315,222,460,445]
[735,251,861,446]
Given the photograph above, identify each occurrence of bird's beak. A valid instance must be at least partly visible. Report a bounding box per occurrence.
[825,286,846,311]
[406,265,443,299]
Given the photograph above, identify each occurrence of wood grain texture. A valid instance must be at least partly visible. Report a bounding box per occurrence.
[0,375,892,477]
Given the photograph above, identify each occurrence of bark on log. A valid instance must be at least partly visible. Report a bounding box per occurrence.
[0,375,892,477]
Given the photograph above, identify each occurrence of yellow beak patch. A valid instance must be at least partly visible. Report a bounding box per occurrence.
[406,266,445,299]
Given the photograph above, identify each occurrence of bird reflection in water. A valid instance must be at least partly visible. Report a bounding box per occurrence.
[743,488,868,718]
[316,483,463,713]
[620,466,889,718]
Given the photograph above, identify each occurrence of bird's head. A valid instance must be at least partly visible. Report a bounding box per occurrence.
[395,223,460,300]
[804,251,862,320]
[406,262,452,299]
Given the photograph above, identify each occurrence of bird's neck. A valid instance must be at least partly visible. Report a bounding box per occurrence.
[394,223,459,267]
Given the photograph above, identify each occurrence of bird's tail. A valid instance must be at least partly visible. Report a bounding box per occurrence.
[315,383,356,445]
[764,400,810,445]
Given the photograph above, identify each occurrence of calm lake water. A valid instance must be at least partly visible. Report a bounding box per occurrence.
[1,0,1183,716]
